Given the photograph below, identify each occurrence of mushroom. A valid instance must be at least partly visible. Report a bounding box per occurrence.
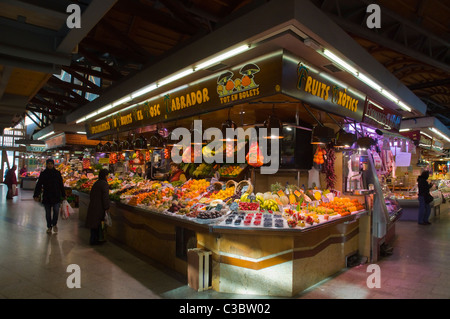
[217,71,234,96]
[239,63,260,88]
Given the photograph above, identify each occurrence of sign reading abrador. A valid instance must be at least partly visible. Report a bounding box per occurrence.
[85,51,283,139]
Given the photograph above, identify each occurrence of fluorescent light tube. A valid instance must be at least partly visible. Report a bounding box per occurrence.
[77,132,86,134]
[131,84,157,99]
[397,101,412,112]
[196,45,250,70]
[358,73,381,91]
[76,117,86,124]
[37,131,55,140]
[430,128,450,142]
[399,128,410,132]
[97,104,113,115]
[368,100,384,110]
[159,69,194,87]
[379,89,398,102]
[112,96,132,107]
[420,131,433,139]
[323,49,358,75]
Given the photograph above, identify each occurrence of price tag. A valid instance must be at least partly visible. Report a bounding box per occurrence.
[215,204,223,211]
[294,190,302,197]
[241,185,248,193]
[277,190,285,197]
[206,185,215,192]
[222,184,226,190]
[229,202,238,212]
[248,194,256,202]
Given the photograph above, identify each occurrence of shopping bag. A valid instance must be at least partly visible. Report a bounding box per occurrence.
[60,200,71,220]
[104,211,112,227]
[12,184,18,197]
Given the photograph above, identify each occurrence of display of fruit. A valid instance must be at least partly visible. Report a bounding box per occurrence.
[246,141,264,167]
[218,165,244,177]
[238,202,259,211]
[192,163,214,177]
[261,199,280,212]
[313,146,326,165]
[197,210,222,219]
[209,186,235,200]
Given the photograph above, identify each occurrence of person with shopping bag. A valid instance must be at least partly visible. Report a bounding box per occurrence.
[85,169,110,245]
[33,159,66,234]
[4,165,18,200]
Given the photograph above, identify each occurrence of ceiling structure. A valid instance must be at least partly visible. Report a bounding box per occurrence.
[0,0,449,136]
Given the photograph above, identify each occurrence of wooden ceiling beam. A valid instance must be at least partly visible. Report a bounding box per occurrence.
[61,66,102,90]
[100,19,152,59]
[47,75,102,95]
[65,63,119,82]
[78,45,123,80]
[112,0,198,35]
[80,37,149,64]
[38,89,78,109]
[26,105,63,117]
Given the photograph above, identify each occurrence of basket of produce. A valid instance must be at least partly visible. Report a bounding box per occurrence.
[212,181,224,191]
[235,179,253,195]
[225,180,237,189]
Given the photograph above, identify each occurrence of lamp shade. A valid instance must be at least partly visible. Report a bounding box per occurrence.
[220,119,237,141]
[263,114,283,139]
[335,129,356,147]
[134,135,148,150]
[356,136,376,149]
[95,142,103,153]
[311,125,334,144]
[121,136,134,151]
[101,142,111,153]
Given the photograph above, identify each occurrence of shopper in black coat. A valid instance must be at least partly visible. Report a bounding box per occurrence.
[417,170,433,225]
[33,159,66,233]
[86,169,110,245]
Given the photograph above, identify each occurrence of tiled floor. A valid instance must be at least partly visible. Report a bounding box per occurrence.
[0,189,449,299]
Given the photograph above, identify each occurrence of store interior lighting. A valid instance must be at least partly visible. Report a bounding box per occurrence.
[316,45,413,113]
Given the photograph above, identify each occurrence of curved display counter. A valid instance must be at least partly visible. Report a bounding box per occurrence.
[75,190,370,297]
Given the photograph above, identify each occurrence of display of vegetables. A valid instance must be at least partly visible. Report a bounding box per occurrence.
[323,143,336,190]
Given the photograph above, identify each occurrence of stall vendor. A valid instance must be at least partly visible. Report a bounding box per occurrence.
[169,163,186,183]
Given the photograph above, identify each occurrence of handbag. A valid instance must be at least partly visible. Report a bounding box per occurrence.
[425,193,434,204]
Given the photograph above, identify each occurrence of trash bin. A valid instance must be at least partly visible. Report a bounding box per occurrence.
[187,248,212,292]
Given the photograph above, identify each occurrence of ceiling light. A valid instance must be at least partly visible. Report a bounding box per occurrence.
[37,131,55,140]
[430,128,450,142]
[196,45,250,70]
[357,73,382,91]
[131,84,157,99]
[159,69,194,87]
[397,101,412,112]
[112,96,132,107]
[322,49,358,76]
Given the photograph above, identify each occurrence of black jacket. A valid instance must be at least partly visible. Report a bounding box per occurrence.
[417,176,432,197]
[34,168,66,205]
[85,179,110,229]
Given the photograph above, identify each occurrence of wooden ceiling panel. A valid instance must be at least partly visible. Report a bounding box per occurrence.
[4,68,49,98]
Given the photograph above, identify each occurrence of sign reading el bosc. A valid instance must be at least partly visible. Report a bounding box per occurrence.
[86,52,283,138]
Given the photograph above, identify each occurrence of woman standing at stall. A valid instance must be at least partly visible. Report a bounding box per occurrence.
[85,169,110,245]
[417,171,433,225]
[5,165,18,200]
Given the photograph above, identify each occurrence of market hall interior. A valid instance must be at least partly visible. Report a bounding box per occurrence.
[0,188,448,299]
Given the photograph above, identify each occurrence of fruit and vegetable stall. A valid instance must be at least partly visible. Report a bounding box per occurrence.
[73,173,369,297]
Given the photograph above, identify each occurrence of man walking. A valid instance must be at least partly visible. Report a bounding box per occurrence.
[33,159,66,234]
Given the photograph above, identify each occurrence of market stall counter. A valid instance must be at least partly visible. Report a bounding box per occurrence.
[21,176,38,190]
[74,189,369,297]
[390,190,442,221]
